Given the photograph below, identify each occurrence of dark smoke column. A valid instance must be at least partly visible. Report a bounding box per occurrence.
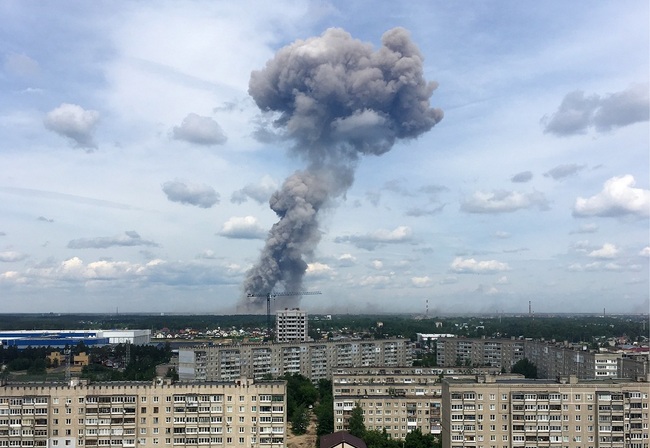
[242,27,443,310]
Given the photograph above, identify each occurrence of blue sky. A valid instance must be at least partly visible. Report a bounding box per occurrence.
[0,1,648,315]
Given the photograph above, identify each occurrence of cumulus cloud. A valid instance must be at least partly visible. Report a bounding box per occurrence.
[461,190,549,214]
[334,226,412,250]
[337,254,356,267]
[44,103,100,149]
[450,257,510,274]
[0,257,238,286]
[573,175,650,218]
[67,231,158,249]
[230,176,278,204]
[162,180,219,208]
[544,163,586,180]
[511,171,533,183]
[494,231,511,239]
[218,216,266,239]
[172,113,227,145]
[306,262,334,279]
[639,246,650,257]
[588,243,619,259]
[411,276,432,287]
[542,84,649,136]
[0,251,28,262]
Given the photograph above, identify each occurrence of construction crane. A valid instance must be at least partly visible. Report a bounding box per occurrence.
[246,291,322,332]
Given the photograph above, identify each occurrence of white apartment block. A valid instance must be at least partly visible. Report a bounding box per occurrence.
[441,374,649,448]
[275,309,308,343]
[0,377,286,448]
[178,338,413,382]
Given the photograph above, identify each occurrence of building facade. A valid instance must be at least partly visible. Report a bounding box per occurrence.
[275,309,308,343]
[331,367,504,441]
[0,331,151,349]
[0,377,286,448]
[436,338,648,380]
[441,374,649,448]
[178,338,413,382]
[436,338,526,370]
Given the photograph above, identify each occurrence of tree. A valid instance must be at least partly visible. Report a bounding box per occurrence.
[348,403,365,439]
[364,429,400,448]
[291,404,309,435]
[511,358,538,378]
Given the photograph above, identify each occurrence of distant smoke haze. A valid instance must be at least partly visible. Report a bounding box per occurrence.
[241,27,443,310]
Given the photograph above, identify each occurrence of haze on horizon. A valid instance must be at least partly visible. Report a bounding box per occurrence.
[0,1,648,315]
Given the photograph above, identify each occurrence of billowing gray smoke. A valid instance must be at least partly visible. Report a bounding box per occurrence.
[242,27,443,310]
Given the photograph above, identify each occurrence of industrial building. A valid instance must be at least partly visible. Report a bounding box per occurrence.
[0,330,151,349]
[0,376,286,448]
[441,374,649,448]
[178,338,412,382]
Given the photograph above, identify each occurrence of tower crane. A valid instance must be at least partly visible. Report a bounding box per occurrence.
[246,291,322,332]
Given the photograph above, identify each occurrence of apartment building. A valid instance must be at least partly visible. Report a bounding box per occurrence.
[436,338,526,370]
[178,338,412,382]
[441,374,649,448]
[275,309,308,343]
[436,338,648,380]
[331,367,503,441]
[0,377,286,448]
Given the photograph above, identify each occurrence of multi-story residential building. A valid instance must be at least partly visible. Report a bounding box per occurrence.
[441,374,650,448]
[437,338,649,380]
[275,309,308,343]
[0,377,286,448]
[331,367,503,441]
[436,338,525,370]
[178,338,412,382]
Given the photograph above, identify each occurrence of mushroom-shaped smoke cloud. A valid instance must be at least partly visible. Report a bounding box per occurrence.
[242,27,443,310]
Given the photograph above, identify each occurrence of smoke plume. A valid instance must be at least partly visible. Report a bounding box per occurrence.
[242,27,443,310]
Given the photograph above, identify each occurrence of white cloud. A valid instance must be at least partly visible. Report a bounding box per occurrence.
[334,226,412,250]
[218,216,266,239]
[162,180,220,208]
[306,262,334,278]
[371,260,384,270]
[639,246,650,257]
[358,275,392,287]
[461,190,548,214]
[172,113,227,145]
[0,251,28,262]
[573,175,650,218]
[43,103,100,149]
[450,257,510,274]
[67,231,158,249]
[588,243,619,259]
[337,254,356,267]
[496,276,509,284]
[411,276,432,288]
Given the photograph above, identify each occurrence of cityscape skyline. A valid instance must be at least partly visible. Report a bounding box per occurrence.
[0,1,648,314]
